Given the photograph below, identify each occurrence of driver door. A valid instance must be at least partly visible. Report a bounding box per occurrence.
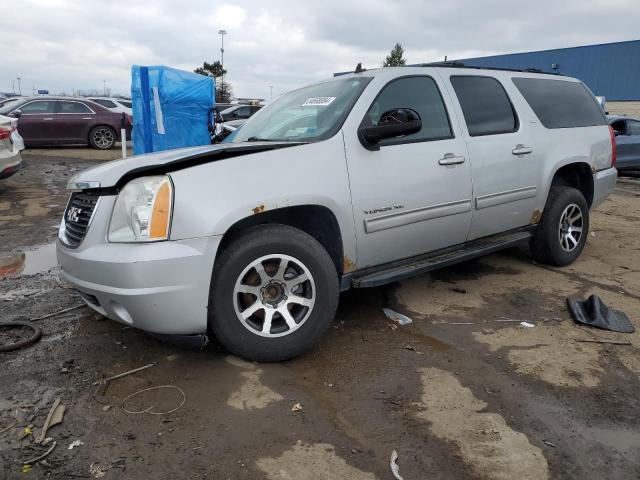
[344,75,473,268]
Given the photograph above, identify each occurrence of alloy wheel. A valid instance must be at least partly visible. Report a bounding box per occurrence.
[558,203,584,252]
[233,254,316,338]
[93,128,114,148]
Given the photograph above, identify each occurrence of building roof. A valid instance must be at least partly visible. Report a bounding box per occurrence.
[456,39,640,101]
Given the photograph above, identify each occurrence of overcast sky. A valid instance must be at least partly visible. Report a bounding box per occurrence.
[2,0,638,99]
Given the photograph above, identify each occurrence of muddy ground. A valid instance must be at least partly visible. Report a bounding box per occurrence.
[0,148,639,479]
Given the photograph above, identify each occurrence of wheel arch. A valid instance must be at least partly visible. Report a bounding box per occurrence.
[215,204,348,276]
[548,162,594,208]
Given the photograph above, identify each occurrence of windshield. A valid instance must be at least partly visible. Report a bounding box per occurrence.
[220,106,239,115]
[230,77,371,143]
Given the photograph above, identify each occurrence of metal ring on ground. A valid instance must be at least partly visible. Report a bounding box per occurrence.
[0,321,43,352]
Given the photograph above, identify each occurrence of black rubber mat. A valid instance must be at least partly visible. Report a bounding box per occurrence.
[567,295,635,333]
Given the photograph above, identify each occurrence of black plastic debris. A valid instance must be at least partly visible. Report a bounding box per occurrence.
[567,295,635,333]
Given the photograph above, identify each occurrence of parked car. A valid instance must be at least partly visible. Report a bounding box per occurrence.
[0,114,24,179]
[0,96,24,109]
[609,116,640,171]
[0,97,131,149]
[87,97,132,115]
[57,65,617,361]
[219,104,261,121]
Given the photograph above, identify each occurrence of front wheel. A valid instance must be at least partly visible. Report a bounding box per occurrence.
[89,126,116,149]
[530,185,590,266]
[209,225,339,361]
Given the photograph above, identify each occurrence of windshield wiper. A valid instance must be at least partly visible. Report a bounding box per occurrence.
[246,136,283,142]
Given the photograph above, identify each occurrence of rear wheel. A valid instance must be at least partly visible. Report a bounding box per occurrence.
[89,126,116,149]
[209,225,339,361]
[530,185,589,266]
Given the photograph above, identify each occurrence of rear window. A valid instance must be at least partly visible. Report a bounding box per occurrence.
[450,76,518,136]
[512,78,606,129]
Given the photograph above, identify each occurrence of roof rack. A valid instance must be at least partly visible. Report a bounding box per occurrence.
[417,61,565,76]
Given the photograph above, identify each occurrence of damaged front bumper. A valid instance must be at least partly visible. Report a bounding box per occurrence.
[57,235,221,335]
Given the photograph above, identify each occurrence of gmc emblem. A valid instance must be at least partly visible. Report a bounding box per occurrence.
[67,206,82,223]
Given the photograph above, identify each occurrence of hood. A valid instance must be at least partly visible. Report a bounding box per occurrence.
[68,141,302,190]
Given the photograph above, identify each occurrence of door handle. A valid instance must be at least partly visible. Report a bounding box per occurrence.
[81,117,92,120]
[512,144,533,155]
[438,153,466,165]
[43,118,54,121]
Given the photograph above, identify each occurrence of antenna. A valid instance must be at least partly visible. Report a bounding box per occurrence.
[355,63,366,73]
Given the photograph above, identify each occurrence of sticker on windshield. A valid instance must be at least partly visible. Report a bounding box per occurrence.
[302,96,336,107]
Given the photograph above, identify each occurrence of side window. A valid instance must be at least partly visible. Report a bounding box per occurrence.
[512,77,607,129]
[58,101,92,114]
[120,101,132,108]
[236,106,250,117]
[364,76,452,145]
[450,76,518,136]
[20,101,56,114]
[629,120,640,136]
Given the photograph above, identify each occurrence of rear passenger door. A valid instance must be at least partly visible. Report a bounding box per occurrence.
[441,74,541,239]
[615,119,640,168]
[55,100,95,143]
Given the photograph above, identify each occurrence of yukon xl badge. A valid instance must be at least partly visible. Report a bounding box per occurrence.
[363,205,404,215]
[67,206,82,223]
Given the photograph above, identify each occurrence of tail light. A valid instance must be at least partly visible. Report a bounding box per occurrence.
[0,127,11,140]
[126,114,133,126]
[609,125,617,168]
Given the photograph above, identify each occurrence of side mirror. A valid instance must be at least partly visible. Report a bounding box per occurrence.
[11,110,22,119]
[358,108,422,150]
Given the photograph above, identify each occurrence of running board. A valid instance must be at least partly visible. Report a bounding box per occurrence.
[352,230,533,288]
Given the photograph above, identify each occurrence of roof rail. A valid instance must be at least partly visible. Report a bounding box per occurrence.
[417,61,565,76]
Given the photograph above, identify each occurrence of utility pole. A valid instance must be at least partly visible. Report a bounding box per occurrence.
[12,80,15,94]
[218,29,227,101]
[103,80,106,96]
[17,77,22,95]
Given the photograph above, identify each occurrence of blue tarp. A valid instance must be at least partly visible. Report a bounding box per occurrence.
[131,65,215,155]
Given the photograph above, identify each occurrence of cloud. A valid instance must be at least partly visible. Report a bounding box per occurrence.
[1,0,638,98]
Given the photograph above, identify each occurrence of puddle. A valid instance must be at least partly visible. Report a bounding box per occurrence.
[0,243,58,279]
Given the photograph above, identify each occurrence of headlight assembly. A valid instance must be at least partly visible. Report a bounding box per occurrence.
[108,175,173,243]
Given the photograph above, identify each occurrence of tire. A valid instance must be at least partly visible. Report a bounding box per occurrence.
[208,224,339,362]
[89,126,116,149]
[530,185,589,266]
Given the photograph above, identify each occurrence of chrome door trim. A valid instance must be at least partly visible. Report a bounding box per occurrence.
[364,199,472,233]
[475,185,537,210]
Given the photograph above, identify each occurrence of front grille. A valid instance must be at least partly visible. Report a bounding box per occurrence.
[62,192,99,248]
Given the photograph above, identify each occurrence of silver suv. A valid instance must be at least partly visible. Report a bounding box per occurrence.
[57,65,618,361]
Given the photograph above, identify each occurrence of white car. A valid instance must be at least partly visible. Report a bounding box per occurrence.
[87,97,132,115]
[0,114,24,179]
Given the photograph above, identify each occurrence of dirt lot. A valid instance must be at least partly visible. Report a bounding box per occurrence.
[1,148,639,479]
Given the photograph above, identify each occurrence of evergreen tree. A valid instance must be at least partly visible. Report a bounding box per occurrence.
[383,43,407,67]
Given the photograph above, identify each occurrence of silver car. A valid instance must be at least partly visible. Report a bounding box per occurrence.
[0,114,24,179]
[57,65,617,361]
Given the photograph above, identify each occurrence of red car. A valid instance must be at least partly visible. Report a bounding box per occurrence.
[0,97,132,149]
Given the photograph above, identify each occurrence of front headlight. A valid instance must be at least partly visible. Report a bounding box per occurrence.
[108,175,173,243]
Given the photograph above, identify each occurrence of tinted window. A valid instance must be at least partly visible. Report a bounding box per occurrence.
[236,106,250,116]
[91,99,117,108]
[512,78,606,129]
[629,120,640,136]
[364,76,452,145]
[451,76,518,136]
[119,101,132,108]
[58,101,92,113]
[20,101,56,114]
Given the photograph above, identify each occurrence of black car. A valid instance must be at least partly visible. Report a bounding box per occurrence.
[219,104,261,121]
[609,116,640,171]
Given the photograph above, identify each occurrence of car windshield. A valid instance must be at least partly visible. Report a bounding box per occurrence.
[220,106,240,115]
[229,77,371,143]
